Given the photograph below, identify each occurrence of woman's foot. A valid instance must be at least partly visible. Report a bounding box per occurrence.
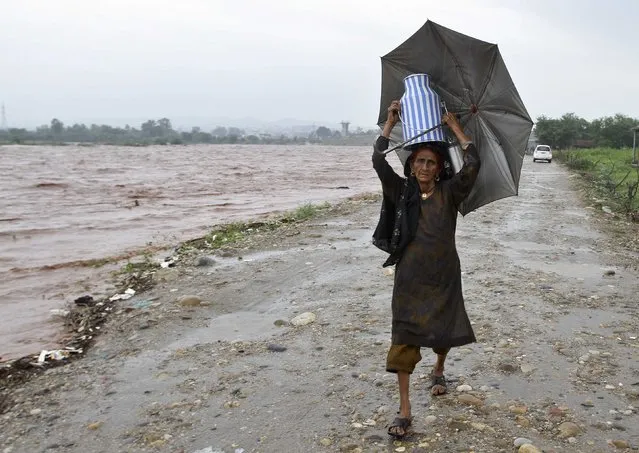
[431,366,447,396]
[388,402,412,437]
[388,415,413,438]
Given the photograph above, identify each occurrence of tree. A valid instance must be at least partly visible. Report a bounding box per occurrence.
[212,126,227,137]
[51,118,64,135]
[316,126,332,140]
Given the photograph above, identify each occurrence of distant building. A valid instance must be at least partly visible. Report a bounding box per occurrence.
[340,121,350,136]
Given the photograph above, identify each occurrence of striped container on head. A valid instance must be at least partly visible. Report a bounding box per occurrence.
[400,73,446,146]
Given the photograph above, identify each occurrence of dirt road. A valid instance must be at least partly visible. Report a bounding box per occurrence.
[1,157,638,453]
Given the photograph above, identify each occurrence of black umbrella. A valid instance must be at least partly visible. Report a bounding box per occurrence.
[377,20,533,215]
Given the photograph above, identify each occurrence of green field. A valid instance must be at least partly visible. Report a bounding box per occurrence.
[555,148,639,215]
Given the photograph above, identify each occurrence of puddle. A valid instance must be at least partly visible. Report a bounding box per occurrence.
[169,311,283,349]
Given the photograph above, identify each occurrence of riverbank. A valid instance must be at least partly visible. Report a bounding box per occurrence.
[1,158,638,453]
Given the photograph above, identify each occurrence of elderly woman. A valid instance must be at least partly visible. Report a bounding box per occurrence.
[372,100,481,438]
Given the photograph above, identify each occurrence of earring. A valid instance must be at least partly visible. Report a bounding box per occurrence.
[436,175,440,182]
[410,170,415,176]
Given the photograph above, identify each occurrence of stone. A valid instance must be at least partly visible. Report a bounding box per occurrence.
[581,400,594,407]
[606,384,616,390]
[518,445,542,453]
[178,295,203,307]
[456,384,473,392]
[273,319,288,327]
[509,405,528,415]
[87,421,103,430]
[156,268,179,282]
[196,256,216,267]
[290,312,316,326]
[499,362,518,373]
[515,415,531,427]
[520,364,535,374]
[557,421,581,438]
[610,440,630,449]
[514,438,533,447]
[266,344,287,352]
[319,438,332,446]
[424,415,437,425]
[457,394,483,406]
[604,269,616,276]
[29,409,42,416]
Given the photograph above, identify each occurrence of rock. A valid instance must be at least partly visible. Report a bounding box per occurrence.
[557,421,581,438]
[319,438,332,447]
[424,415,437,424]
[29,408,42,416]
[273,319,289,327]
[149,440,166,448]
[196,256,216,267]
[457,394,483,406]
[178,295,203,307]
[266,344,287,352]
[499,362,518,373]
[610,440,630,449]
[456,384,473,392]
[520,364,535,374]
[87,421,103,430]
[518,445,542,453]
[602,205,613,214]
[604,269,616,276]
[192,448,222,453]
[156,268,179,282]
[581,400,594,407]
[383,268,395,277]
[447,419,467,431]
[351,422,364,429]
[362,419,376,426]
[515,415,531,427]
[509,405,528,415]
[606,384,616,390]
[364,435,383,443]
[395,448,406,452]
[340,444,362,453]
[514,438,533,447]
[290,312,316,326]
[567,437,577,444]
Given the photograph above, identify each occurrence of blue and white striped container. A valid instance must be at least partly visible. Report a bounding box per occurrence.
[400,73,446,146]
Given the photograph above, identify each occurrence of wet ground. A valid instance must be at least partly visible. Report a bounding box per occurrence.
[1,158,638,453]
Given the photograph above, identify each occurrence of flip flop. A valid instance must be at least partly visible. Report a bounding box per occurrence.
[430,374,447,395]
[387,416,413,438]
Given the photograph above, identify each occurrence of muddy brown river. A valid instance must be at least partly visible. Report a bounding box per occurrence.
[1,143,398,360]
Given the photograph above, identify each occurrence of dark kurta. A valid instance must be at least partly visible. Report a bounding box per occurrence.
[372,136,480,348]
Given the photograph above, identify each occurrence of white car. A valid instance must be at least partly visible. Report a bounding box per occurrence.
[533,145,552,163]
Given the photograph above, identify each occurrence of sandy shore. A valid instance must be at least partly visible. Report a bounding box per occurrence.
[1,158,638,453]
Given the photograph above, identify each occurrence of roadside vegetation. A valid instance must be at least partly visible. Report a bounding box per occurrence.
[555,148,639,219]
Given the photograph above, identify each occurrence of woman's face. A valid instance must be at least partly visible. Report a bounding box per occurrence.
[410,148,440,186]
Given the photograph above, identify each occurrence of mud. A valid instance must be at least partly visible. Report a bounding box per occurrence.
[1,158,638,453]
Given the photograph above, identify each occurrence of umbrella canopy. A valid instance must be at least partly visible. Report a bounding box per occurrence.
[378,20,533,215]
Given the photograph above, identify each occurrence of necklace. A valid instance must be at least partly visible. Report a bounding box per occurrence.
[421,188,435,200]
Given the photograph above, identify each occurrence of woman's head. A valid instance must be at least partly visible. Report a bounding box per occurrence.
[408,144,442,185]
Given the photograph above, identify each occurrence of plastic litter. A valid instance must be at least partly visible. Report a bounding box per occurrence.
[50,308,70,317]
[37,347,83,363]
[160,256,177,268]
[109,288,136,301]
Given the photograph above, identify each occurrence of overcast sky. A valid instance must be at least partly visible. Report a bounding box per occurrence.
[1,0,638,129]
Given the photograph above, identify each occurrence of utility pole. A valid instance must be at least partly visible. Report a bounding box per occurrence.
[0,103,7,131]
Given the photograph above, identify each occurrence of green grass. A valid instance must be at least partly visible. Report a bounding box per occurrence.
[178,201,333,254]
[555,148,639,214]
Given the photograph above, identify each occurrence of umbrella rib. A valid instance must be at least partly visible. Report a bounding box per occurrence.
[430,26,474,104]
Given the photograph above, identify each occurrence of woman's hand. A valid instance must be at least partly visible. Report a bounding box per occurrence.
[387,100,400,126]
[382,100,400,138]
[442,111,461,131]
[442,112,472,148]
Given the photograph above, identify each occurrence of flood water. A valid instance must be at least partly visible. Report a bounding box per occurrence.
[0,143,394,360]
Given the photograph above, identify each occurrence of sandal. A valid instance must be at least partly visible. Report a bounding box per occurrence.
[430,374,447,395]
[388,416,413,438]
